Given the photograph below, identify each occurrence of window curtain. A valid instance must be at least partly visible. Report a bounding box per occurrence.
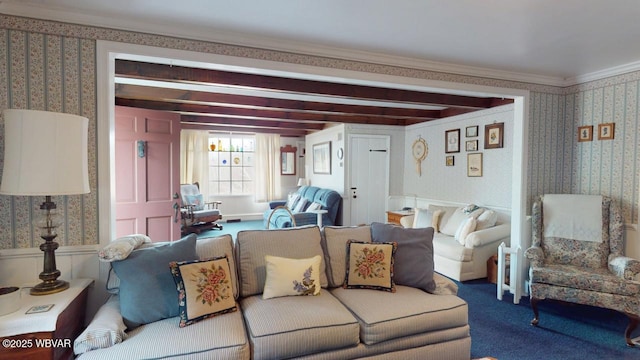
[180,129,210,200]
[255,133,281,202]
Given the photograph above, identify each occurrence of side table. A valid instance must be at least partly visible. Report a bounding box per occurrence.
[0,278,92,360]
[310,209,328,227]
[386,210,413,225]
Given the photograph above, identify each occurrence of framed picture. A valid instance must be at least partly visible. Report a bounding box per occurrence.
[313,141,331,174]
[446,155,454,166]
[597,123,615,140]
[445,129,460,153]
[465,125,478,137]
[465,140,478,152]
[578,125,593,142]
[467,153,483,177]
[484,123,504,149]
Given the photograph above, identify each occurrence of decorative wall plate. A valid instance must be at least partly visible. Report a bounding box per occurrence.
[412,137,428,176]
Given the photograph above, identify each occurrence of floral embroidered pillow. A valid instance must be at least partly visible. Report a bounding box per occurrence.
[184,194,205,211]
[169,256,237,327]
[263,255,322,299]
[344,240,397,292]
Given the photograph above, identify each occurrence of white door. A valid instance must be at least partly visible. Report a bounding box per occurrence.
[348,135,390,225]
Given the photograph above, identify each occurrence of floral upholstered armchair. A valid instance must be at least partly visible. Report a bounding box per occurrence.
[525,194,640,346]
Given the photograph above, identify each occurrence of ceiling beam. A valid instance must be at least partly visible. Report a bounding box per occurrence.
[115,60,512,110]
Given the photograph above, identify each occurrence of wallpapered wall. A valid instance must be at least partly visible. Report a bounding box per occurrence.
[528,74,640,224]
[1,14,638,250]
[0,28,98,249]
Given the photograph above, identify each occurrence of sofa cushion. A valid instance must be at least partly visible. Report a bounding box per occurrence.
[322,225,372,287]
[371,222,436,293]
[440,207,483,236]
[75,305,250,359]
[455,217,477,245]
[433,234,473,262]
[427,205,457,232]
[111,234,197,329]
[263,255,322,299]
[330,285,468,345]
[286,192,301,209]
[170,256,237,327]
[240,292,359,360]
[293,197,309,212]
[344,240,396,292]
[476,209,498,230]
[412,208,443,231]
[236,226,328,297]
[305,201,323,211]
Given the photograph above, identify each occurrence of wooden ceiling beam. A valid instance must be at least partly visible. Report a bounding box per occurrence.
[179,115,325,131]
[180,122,308,136]
[115,98,414,126]
[115,60,512,109]
[115,83,442,119]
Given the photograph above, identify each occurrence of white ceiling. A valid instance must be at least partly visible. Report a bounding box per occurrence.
[2,0,640,86]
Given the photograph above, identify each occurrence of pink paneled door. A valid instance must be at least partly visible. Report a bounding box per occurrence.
[115,106,181,241]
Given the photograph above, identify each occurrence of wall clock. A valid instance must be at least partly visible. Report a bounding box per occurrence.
[412,137,428,176]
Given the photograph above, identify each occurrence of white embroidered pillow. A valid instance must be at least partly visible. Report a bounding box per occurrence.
[263,255,322,299]
[98,234,151,262]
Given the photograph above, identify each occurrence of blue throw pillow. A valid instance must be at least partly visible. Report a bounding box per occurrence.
[371,222,436,293]
[112,234,198,329]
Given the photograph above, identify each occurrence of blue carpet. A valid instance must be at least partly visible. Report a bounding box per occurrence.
[458,279,638,359]
[197,219,264,240]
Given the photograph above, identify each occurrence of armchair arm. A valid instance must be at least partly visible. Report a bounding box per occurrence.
[269,200,287,209]
[205,200,221,209]
[464,223,510,248]
[525,246,545,267]
[609,256,640,281]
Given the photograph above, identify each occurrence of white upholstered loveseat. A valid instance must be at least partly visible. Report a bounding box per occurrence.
[75,225,471,359]
[401,203,511,281]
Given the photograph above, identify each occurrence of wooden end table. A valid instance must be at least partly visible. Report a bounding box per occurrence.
[0,278,92,360]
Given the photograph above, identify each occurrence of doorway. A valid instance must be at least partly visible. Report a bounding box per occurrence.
[97,41,529,300]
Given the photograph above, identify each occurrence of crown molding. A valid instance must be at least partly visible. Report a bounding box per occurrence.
[1,3,634,88]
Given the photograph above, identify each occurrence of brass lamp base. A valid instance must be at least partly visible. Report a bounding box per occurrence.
[31,279,69,296]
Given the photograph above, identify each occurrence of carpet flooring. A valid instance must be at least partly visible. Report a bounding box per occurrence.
[198,222,639,359]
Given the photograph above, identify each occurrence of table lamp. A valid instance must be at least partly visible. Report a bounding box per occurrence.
[0,109,90,295]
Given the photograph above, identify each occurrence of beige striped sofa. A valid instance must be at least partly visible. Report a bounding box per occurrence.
[77,225,470,359]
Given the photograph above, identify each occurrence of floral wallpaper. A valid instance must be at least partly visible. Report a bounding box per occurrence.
[0,14,638,249]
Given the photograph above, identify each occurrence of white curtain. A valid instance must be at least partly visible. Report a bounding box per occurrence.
[255,133,281,202]
[180,129,210,199]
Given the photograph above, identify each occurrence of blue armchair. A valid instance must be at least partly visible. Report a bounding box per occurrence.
[263,186,342,229]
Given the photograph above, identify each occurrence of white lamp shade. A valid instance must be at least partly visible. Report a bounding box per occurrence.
[0,109,90,196]
[297,178,307,186]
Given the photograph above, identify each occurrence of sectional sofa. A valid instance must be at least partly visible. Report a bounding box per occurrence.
[74,225,470,359]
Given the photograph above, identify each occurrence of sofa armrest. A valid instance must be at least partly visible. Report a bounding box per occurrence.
[74,295,126,355]
[609,256,640,281]
[464,223,510,248]
[400,214,414,228]
[269,200,287,209]
[525,247,544,267]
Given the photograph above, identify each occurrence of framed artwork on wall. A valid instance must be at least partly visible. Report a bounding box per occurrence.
[446,155,454,166]
[313,141,331,174]
[578,125,593,142]
[467,153,483,177]
[465,140,478,152]
[445,129,460,153]
[597,123,615,140]
[484,123,504,149]
[466,125,478,137]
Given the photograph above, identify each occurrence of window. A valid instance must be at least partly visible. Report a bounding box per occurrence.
[208,135,255,195]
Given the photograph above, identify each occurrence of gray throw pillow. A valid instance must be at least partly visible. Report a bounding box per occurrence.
[112,234,198,329]
[371,222,436,293]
